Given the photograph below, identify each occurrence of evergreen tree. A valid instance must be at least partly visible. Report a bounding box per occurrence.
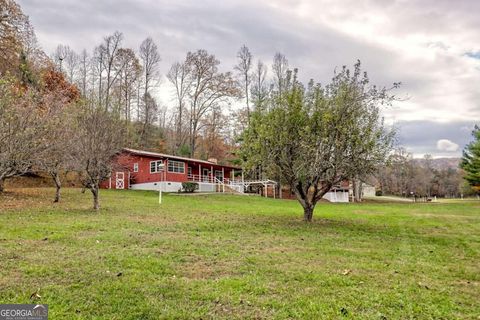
[460,125,480,193]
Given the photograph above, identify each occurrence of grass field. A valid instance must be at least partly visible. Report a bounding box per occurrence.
[0,188,479,319]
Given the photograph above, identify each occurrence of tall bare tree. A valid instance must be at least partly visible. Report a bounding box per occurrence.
[184,49,240,157]
[92,46,104,104]
[139,37,161,142]
[251,60,269,111]
[78,49,89,96]
[167,61,192,153]
[116,48,141,121]
[98,31,123,110]
[139,92,159,147]
[139,37,160,100]
[234,45,252,121]
[272,52,288,96]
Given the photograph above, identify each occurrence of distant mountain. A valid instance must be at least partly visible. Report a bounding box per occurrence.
[413,157,461,170]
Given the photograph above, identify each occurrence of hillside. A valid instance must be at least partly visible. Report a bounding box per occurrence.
[413,157,461,171]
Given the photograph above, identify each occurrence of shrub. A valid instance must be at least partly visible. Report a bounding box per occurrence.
[375,190,383,196]
[182,182,199,193]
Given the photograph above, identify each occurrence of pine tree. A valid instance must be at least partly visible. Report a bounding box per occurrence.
[460,125,480,193]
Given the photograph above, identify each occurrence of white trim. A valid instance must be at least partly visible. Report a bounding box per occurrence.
[167,159,185,174]
[115,172,125,189]
[130,181,215,192]
[150,160,163,174]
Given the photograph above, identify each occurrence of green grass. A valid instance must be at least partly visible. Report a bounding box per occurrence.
[0,188,479,319]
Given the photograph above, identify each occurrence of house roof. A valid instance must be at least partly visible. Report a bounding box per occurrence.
[123,148,242,170]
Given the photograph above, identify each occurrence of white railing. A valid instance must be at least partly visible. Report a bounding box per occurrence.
[186,174,245,193]
[188,174,216,184]
[187,174,232,184]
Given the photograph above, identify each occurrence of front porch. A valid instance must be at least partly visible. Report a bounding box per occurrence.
[187,173,278,197]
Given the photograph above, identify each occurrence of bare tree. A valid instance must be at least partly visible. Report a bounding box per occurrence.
[272,52,288,96]
[74,101,125,210]
[65,48,78,83]
[78,49,89,96]
[234,45,252,121]
[200,105,229,159]
[167,61,192,153]
[184,49,240,156]
[250,60,269,111]
[52,44,67,71]
[0,77,49,192]
[35,68,79,202]
[98,31,123,110]
[139,37,160,100]
[92,46,104,104]
[139,37,161,142]
[116,48,141,121]
[139,92,159,147]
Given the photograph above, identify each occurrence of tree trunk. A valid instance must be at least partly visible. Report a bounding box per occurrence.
[52,172,61,203]
[0,176,5,193]
[90,184,100,210]
[353,179,362,202]
[303,204,315,222]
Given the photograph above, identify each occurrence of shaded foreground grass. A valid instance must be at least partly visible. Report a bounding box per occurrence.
[0,188,479,319]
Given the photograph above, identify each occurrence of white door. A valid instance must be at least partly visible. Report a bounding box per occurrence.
[116,172,125,189]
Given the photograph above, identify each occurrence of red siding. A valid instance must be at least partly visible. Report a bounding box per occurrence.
[101,151,237,189]
[128,155,189,184]
[99,170,130,190]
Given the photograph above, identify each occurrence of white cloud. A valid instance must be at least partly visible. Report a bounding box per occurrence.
[16,0,480,156]
[436,139,459,152]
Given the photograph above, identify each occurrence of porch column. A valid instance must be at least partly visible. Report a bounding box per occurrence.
[199,164,201,182]
[232,169,235,181]
[242,170,245,193]
[211,165,213,183]
[222,167,225,192]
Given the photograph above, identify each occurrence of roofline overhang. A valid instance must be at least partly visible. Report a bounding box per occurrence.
[122,148,242,170]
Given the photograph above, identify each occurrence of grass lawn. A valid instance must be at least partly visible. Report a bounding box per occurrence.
[0,188,479,319]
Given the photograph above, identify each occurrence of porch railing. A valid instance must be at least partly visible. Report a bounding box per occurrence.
[187,174,231,184]
[187,174,246,193]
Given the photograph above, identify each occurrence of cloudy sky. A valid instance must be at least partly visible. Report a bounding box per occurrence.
[18,0,480,158]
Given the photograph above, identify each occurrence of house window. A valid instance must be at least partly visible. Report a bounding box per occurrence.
[133,163,139,173]
[150,160,163,173]
[188,167,192,176]
[168,160,185,173]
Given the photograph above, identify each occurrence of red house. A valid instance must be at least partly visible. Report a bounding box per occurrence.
[102,148,351,202]
[101,148,243,192]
